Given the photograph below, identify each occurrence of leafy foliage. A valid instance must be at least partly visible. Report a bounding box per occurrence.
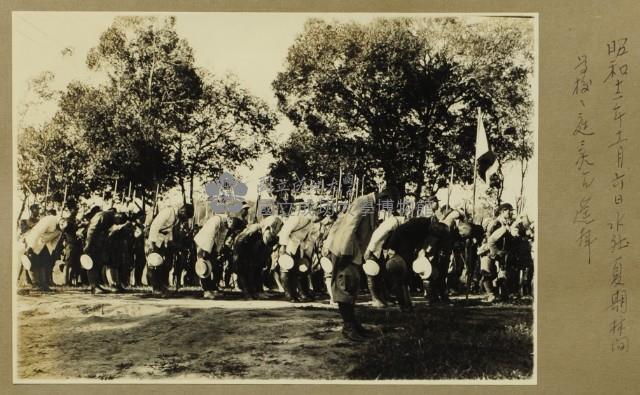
[17,16,277,205]
[272,17,534,200]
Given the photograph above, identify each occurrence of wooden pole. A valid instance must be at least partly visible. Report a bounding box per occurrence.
[152,183,160,217]
[111,178,118,208]
[59,184,68,219]
[335,166,342,209]
[361,174,366,196]
[43,173,51,209]
[254,195,261,223]
[128,181,132,200]
[472,109,480,222]
[352,175,359,203]
[447,167,454,208]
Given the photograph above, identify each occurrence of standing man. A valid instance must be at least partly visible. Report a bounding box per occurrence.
[147,203,194,294]
[483,203,516,302]
[323,188,394,341]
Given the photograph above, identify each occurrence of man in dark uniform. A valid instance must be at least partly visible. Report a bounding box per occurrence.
[386,216,448,310]
[422,195,456,304]
[131,211,147,287]
[451,220,486,295]
[106,211,134,292]
[171,220,194,291]
[83,208,116,294]
[60,199,82,286]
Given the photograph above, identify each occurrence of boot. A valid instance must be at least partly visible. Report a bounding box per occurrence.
[280,272,299,302]
[482,279,497,302]
[342,322,367,342]
[423,280,437,303]
[367,275,388,308]
[298,272,315,302]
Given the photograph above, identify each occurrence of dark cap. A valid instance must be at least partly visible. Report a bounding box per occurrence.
[497,203,514,213]
[29,203,40,210]
[179,204,195,218]
[378,185,401,201]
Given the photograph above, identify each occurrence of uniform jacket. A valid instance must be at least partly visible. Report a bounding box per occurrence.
[278,215,315,256]
[486,219,513,257]
[148,207,178,247]
[25,215,62,255]
[324,193,377,264]
[366,215,403,259]
[260,215,284,237]
[84,210,116,254]
[387,217,433,261]
[194,215,228,255]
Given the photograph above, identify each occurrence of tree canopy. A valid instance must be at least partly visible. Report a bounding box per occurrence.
[17,16,277,207]
[271,17,534,202]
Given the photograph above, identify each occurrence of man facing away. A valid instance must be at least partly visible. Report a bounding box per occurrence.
[323,188,394,342]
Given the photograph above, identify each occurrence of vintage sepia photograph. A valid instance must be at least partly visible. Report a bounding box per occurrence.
[12,12,537,382]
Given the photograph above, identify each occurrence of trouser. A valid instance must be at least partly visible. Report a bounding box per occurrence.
[200,254,223,292]
[386,254,412,309]
[520,264,534,296]
[279,265,300,301]
[63,244,82,286]
[132,240,146,286]
[85,245,108,291]
[28,249,53,291]
[172,249,190,290]
[330,254,360,305]
[480,255,498,297]
[105,264,122,289]
[447,251,466,293]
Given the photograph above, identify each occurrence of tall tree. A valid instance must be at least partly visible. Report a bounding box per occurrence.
[272,17,534,202]
[182,72,277,203]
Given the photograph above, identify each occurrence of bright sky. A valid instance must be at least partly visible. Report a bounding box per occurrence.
[12,12,537,219]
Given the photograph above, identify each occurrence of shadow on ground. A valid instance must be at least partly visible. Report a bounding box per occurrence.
[17,291,533,381]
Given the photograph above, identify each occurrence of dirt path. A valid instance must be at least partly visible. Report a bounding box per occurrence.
[16,290,534,381]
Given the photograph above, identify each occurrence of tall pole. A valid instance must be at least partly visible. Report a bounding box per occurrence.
[59,184,68,219]
[472,108,481,222]
[128,181,133,200]
[111,178,118,208]
[43,173,51,209]
[152,183,160,217]
[361,174,366,196]
[447,167,454,208]
[336,166,343,209]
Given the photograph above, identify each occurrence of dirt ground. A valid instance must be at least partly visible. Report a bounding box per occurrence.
[16,288,534,381]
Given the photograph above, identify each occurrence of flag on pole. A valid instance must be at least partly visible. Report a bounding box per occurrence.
[475,109,499,183]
